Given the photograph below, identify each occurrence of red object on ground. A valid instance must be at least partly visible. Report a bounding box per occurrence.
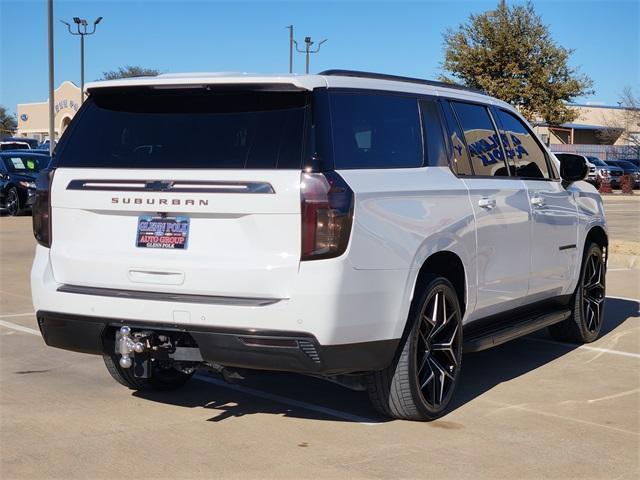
[598,176,613,194]
[620,174,634,194]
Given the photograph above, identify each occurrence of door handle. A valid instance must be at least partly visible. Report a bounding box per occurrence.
[531,195,546,208]
[478,197,496,209]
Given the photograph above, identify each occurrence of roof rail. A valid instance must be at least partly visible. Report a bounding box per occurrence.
[318,69,486,95]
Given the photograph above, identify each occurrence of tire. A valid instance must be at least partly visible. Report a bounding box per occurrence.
[367,274,463,421]
[548,242,605,343]
[6,188,21,216]
[103,354,194,391]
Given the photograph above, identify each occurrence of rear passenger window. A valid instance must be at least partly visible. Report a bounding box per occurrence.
[420,99,448,167]
[330,93,423,169]
[441,101,472,175]
[496,109,551,179]
[450,101,509,177]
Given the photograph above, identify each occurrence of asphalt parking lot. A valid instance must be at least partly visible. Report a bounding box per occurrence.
[1,212,639,479]
[602,195,640,245]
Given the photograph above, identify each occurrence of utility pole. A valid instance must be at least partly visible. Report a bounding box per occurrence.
[47,0,55,152]
[61,16,103,104]
[286,25,294,74]
[294,36,327,74]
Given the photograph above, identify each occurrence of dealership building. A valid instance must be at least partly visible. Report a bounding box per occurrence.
[15,81,82,142]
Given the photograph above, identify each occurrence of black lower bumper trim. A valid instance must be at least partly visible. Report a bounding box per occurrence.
[36,311,399,375]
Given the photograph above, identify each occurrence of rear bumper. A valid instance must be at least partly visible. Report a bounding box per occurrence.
[32,245,413,347]
[36,310,398,374]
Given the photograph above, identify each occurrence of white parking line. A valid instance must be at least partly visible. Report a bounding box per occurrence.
[194,374,381,425]
[523,337,640,359]
[0,319,39,336]
[608,295,640,305]
[0,312,36,319]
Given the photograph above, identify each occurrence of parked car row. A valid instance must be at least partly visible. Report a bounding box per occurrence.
[605,159,640,187]
[553,153,639,188]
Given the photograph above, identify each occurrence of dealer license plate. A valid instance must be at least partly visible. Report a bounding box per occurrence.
[136,216,190,249]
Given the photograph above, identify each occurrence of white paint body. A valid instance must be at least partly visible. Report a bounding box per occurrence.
[31,73,607,347]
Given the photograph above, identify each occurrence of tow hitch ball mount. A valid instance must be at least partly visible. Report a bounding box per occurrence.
[116,326,146,369]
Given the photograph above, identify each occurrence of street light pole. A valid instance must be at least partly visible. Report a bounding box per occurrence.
[294,36,327,74]
[80,33,84,99]
[286,25,294,74]
[47,0,55,153]
[61,16,102,103]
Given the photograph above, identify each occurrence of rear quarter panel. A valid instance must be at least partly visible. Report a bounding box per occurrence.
[338,166,477,332]
[568,180,607,291]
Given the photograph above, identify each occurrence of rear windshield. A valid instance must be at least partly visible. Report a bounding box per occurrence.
[586,157,607,166]
[54,89,309,169]
[0,142,30,151]
[616,161,636,169]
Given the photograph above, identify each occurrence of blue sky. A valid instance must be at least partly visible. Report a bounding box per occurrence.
[1,0,638,114]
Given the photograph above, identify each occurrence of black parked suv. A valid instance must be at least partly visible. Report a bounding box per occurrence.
[0,152,50,215]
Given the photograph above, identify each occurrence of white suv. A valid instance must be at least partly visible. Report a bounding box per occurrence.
[31,71,607,420]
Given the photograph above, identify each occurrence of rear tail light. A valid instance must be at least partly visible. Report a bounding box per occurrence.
[300,171,354,261]
[32,168,54,248]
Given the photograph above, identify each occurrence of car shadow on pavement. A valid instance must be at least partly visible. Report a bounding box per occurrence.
[133,297,638,423]
[450,297,638,412]
[134,369,386,423]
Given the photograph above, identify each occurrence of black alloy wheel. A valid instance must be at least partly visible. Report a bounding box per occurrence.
[367,275,463,420]
[549,242,606,343]
[6,188,20,216]
[581,247,606,334]
[415,285,461,409]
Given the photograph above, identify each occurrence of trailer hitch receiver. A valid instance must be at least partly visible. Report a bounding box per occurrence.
[116,326,146,368]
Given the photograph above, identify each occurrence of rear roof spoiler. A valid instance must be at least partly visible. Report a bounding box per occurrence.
[87,83,309,96]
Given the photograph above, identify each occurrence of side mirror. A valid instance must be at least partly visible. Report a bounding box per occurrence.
[559,154,588,184]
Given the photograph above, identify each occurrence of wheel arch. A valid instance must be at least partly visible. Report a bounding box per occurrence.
[412,250,467,318]
[585,225,608,250]
[585,225,608,265]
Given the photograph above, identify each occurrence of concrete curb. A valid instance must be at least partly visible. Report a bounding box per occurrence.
[608,253,640,270]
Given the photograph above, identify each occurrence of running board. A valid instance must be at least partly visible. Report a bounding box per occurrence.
[463,309,572,353]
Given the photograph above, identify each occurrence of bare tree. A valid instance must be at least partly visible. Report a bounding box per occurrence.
[598,87,640,158]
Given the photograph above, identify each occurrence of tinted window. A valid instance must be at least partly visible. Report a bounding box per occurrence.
[420,99,448,167]
[451,102,508,177]
[586,156,604,165]
[0,142,30,151]
[585,156,607,166]
[55,90,308,169]
[330,93,423,169]
[441,102,473,175]
[497,109,550,179]
[616,160,637,169]
[2,155,46,173]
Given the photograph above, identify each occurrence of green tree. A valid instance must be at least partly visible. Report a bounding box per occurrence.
[0,105,17,140]
[100,65,160,80]
[442,1,593,125]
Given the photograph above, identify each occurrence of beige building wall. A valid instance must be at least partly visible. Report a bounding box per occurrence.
[16,81,81,142]
[532,104,633,146]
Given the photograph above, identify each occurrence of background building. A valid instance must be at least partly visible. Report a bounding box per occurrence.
[15,81,81,142]
[532,104,639,160]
